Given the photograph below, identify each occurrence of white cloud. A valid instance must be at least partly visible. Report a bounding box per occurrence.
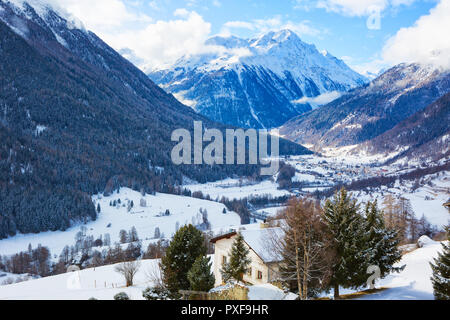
[173,8,190,17]
[296,0,417,16]
[107,10,212,71]
[55,0,151,32]
[33,1,212,71]
[382,0,450,69]
[222,15,321,37]
[293,91,343,107]
[316,0,388,16]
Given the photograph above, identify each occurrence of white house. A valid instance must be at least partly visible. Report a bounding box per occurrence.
[210,225,283,286]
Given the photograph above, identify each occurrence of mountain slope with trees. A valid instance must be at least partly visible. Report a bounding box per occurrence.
[354,92,450,163]
[0,0,310,239]
[280,63,450,152]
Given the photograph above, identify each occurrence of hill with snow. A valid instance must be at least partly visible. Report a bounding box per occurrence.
[0,188,241,257]
[0,239,445,300]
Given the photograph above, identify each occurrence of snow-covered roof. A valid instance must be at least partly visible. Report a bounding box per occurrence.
[240,227,284,263]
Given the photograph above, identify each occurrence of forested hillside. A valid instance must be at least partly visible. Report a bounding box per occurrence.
[0,1,310,239]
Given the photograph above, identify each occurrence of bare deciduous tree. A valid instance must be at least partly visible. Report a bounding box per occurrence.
[115,260,141,287]
[266,197,333,300]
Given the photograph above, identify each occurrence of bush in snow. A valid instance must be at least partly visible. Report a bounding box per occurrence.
[114,292,130,300]
[417,235,435,248]
[142,286,171,300]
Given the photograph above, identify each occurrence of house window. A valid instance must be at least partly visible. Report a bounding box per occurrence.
[257,271,263,280]
[222,256,227,265]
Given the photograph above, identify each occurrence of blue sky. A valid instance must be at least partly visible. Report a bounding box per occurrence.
[55,0,449,74]
[132,0,437,72]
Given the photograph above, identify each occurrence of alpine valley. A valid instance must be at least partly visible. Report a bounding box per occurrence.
[0,0,449,302]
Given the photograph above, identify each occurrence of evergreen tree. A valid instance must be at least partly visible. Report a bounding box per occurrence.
[430,226,450,300]
[129,226,139,242]
[160,224,206,296]
[364,201,403,278]
[323,188,368,299]
[187,256,215,292]
[97,203,101,213]
[119,229,128,244]
[220,233,251,283]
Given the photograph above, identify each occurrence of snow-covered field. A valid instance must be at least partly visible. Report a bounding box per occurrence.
[184,178,291,200]
[0,258,160,300]
[355,173,450,228]
[0,254,296,300]
[0,188,241,257]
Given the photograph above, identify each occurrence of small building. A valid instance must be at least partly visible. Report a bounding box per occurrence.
[210,225,283,287]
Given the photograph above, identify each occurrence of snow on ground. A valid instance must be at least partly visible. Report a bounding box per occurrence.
[0,255,297,300]
[0,259,161,300]
[318,239,445,300]
[184,178,291,200]
[355,172,449,228]
[402,186,449,228]
[255,206,286,218]
[357,240,446,300]
[0,188,241,257]
[248,284,297,300]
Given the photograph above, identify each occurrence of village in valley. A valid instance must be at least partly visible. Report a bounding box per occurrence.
[0,153,448,300]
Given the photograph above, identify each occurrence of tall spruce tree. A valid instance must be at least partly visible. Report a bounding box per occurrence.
[160,224,207,296]
[430,226,450,300]
[221,233,251,283]
[364,201,403,278]
[187,256,215,292]
[324,188,368,299]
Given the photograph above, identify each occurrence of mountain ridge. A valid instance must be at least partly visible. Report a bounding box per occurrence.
[279,63,450,153]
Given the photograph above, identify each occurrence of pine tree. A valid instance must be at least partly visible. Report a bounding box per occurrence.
[129,226,139,242]
[187,256,215,292]
[430,226,450,300]
[221,233,251,283]
[160,224,206,296]
[323,188,368,299]
[119,229,128,244]
[364,201,403,279]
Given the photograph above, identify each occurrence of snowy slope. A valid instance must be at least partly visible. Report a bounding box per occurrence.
[1,241,445,300]
[357,240,446,300]
[149,29,367,129]
[0,258,161,300]
[0,188,241,257]
[184,178,291,200]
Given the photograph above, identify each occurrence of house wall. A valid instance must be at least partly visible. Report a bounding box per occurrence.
[213,235,279,286]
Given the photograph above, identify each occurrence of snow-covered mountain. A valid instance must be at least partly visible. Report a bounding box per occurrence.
[149,30,367,129]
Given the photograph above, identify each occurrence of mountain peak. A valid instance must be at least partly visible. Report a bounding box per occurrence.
[251,29,301,48]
